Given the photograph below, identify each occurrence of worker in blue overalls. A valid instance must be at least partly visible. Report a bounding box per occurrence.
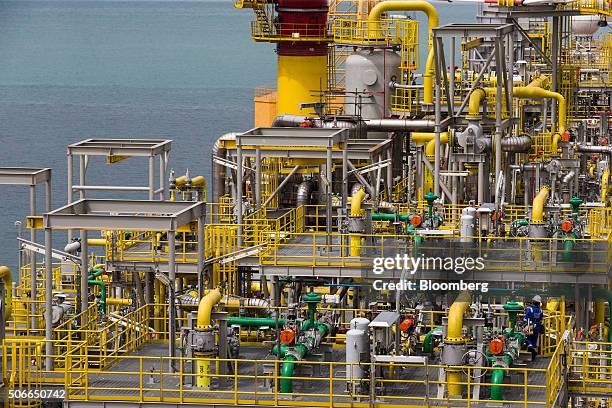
[523,295,544,359]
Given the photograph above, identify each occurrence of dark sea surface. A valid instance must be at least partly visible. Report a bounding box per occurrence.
[0,0,475,274]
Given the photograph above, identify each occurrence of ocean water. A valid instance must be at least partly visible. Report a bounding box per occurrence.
[0,0,475,273]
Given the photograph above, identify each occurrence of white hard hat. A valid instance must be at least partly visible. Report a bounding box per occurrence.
[532,295,542,303]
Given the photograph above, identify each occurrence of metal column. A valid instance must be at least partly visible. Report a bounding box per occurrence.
[44,228,53,370]
[197,217,205,296]
[148,156,155,200]
[159,152,167,201]
[255,147,261,209]
[236,141,243,246]
[168,230,177,371]
[551,16,560,130]
[29,185,37,330]
[80,230,88,314]
[326,146,333,250]
[495,39,504,188]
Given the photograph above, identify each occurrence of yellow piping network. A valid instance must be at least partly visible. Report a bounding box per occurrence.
[0,266,12,320]
[368,1,438,105]
[445,291,471,397]
[601,168,609,203]
[467,76,567,152]
[350,188,367,257]
[531,186,550,224]
[196,288,223,388]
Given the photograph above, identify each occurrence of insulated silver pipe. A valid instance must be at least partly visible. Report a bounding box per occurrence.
[212,133,236,222]
[501,135,532,152]
[562,171,576,184]
[296,180,315,207]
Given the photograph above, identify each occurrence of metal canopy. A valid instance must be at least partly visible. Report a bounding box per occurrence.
[238,127,349,148]
[45,199,205,231]
[67,138,172,157]
[432,23,515,38]
[0,167,51,185]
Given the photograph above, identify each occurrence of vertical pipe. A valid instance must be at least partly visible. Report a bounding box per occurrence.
[80,230,88,315]
[168,230,177,371]
[326,146,333,250]
[478,162,485,204]
[342,143,348,210]
[551,16,560,131]
[255,147,262,210]
[44,228,53,370]
[450,37,455,114]
[148,155,155,200]
[433,37,441,197]
[29,185,37,330]
[386,148,393,200]
[495,39,503,188]
[197,217,205,297]
[67,152,73,241]
[236,142,243,247]
[159,153,167,201]
[79,155,86,200]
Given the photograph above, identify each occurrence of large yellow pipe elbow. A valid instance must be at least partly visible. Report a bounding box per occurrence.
[467,88,487,118]
[368,1,438,105]
[446,291,471,343]
[350,188,367,257]
[197,288,223,329]
[411,131,448,145]
[445,291,471,397]
[0,266,12,320]
[531,186,550,224]
[425,134,449,158]
[546,298,559,312]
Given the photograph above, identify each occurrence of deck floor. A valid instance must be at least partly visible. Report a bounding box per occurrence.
[66,343,550,407]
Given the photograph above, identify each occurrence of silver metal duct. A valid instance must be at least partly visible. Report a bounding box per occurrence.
[272,114,308,127]
[576,144,612,155]
[562,170,576,184]
[296,179,315,207]
[362,119,435,131]
[501,135,532,152]
[351,183,364,196]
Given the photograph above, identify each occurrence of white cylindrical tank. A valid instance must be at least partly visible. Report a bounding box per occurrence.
[349,317,370,331]
[346,317,370,382]
[571,15,600,36]
[345,49,401,122]
[346,328,368,381]
[459,206,477,243]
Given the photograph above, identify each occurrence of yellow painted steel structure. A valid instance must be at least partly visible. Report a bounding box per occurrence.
[277,55,328,115]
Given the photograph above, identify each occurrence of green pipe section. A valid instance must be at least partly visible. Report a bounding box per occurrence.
[490,367,505,400]
[280,355,298,393]
[227,317,286,328]
[372,213,412,222]
[88,279,107,314]
[88,268,104,280]
[423,327,442,353]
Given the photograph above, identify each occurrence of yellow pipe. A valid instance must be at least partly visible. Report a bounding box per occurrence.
[425,134,449,158]
[368,1,438,105]
[601,169,609,203]
[411,132,449,145]
[467,88,487,118]
[445,291,471,397]
[0,266,12,320]
[197,288,223,329]
[191,176,205,187]
[106,297,132,306]
[196,288,223,388]
[512,86,566,134]
[87,239,107,247]
[531,186,550,225]
[350,188,367,257]
[175,175,188,186]
[175,175,205,187]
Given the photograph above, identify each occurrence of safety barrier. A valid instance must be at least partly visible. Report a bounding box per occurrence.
[569,340,612,396]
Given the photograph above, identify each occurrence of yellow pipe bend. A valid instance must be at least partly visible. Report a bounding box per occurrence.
[411,131,449,145]
[367,1,438,105]
[446,291,471,343]
[531,186,550,224]
[0,266,12,320]
[546,298,559,312]
[350,188,367,257]
[445,291,471,397]
[197,288,223,328]
[425,134,449,158]
[512,87,566,134]
[467,88,487,118]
